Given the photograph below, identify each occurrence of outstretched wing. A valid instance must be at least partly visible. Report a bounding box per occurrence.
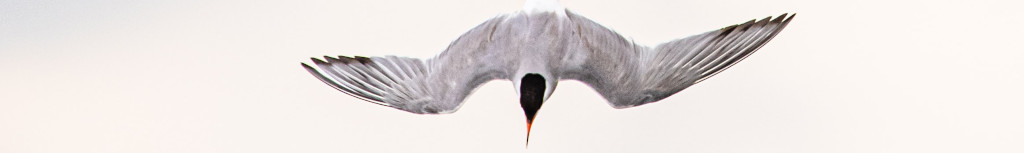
[562,12,795,108]
[302,16,508,114]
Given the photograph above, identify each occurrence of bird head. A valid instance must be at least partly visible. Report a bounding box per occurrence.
[514,73,556,146]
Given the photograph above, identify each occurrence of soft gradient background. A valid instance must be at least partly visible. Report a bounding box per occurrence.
[2,0,1022,152]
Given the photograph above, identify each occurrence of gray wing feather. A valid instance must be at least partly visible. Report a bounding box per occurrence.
[302,16,508,114]
[564,12,795,108]
[303,55,476,114]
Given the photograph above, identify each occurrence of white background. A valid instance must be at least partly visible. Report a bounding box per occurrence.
[2,0,1022,152]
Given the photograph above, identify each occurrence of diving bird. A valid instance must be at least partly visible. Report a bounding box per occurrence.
[301,0,794,145]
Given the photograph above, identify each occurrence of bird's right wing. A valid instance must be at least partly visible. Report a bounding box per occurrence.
[562,12,794,108]
[302,16,509,114]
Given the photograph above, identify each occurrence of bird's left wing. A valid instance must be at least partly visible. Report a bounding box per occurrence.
[304,56,435,113]
[302,16,509,114]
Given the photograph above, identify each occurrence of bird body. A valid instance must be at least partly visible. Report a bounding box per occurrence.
[301,1,794,144]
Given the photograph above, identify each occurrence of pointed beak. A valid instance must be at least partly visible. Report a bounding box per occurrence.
[525,112,537,146]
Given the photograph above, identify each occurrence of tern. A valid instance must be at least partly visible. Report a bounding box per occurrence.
[301,0,794,145]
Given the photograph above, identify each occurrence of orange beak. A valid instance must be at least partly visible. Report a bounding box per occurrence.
[526,120,534,147]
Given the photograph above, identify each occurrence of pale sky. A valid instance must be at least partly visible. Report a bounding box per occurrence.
[2,0,1022,153]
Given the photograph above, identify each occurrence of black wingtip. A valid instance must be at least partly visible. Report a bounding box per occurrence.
[328,55,360,64]
[773,13,796,24]
[353,56,373,64]
[310,57,328,65]
[760,16,773,22]
[741,19,756,27]
[778,13,796,28]
[322,56,340,63]
[753,16,772,28]
[337,55,356,63]
[740,18,761,31]
[719,25,739,36]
